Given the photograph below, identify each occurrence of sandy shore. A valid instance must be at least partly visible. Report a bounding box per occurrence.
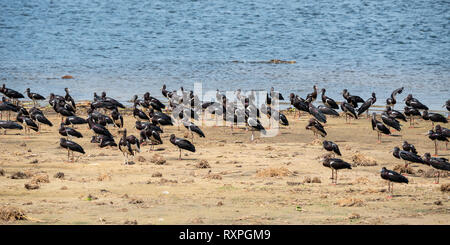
[0,106,449,225]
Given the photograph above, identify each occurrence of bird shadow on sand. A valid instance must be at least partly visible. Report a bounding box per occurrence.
[168,157,198,161]
[147,148,165,152]
[389,134,402,137]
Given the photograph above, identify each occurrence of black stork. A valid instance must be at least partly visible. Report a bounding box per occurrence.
[322,156,352,184]
[357,92,376,118]
[161,84,172,99]
[422,153,450,184]
[321,88,339,109]
[322,140,342,157]
[0,97,19,120]
[308,100,327,124]
[386,87,404,109]
[371,113,391,144]
[247,116,266,142]
[182,118,205,143]
[270,87,284,101]
[289,93,309,119]
[133,103,150,121]
[260,104,289,128]
[306,85,318,103]
[385,106,407,122]
[150,108,173,127]
[139,126,163,151]
[380,167,408,195]
[422,110,448,127]
[16,111,38,136]
[402,141,418,155]
[170,134,196,160]
[318,105,339,117]
[135,121,163,133]
[118,129,140,165]
[381,111,402,132]
[426,129,448,156]
[91,135,117,148]
[306,118,327,139]
[435,125,449,150]
[53,101,75,122]
[0,84,24,105]
[25,88,45,107]
[101,92,125,109]
[64,116,88,128]
[133,95,150,111]
[111,108,123,129]
[144,92,166,112]
[0,120,23,134]
[30,108,53,131]
[342,89,364,108]
[87,116,113,139]
[404,94,428,111]
[60,138,85,162]
[59,123,83,139]
[392,146,425,168]
[404,106,421,128]
[64,88,76,111]
[340,102,358,124]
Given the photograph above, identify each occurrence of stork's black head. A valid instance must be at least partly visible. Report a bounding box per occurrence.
[101,92,106,98]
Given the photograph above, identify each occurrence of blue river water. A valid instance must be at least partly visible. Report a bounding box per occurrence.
[0,0,449,110]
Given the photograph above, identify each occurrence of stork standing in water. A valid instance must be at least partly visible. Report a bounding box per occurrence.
[118,129,140,165]
[380,167,408,195]
[60,138,85,162]
[170,134,196,160]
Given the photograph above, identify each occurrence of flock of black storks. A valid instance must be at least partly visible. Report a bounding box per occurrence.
[0,83,449,193]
